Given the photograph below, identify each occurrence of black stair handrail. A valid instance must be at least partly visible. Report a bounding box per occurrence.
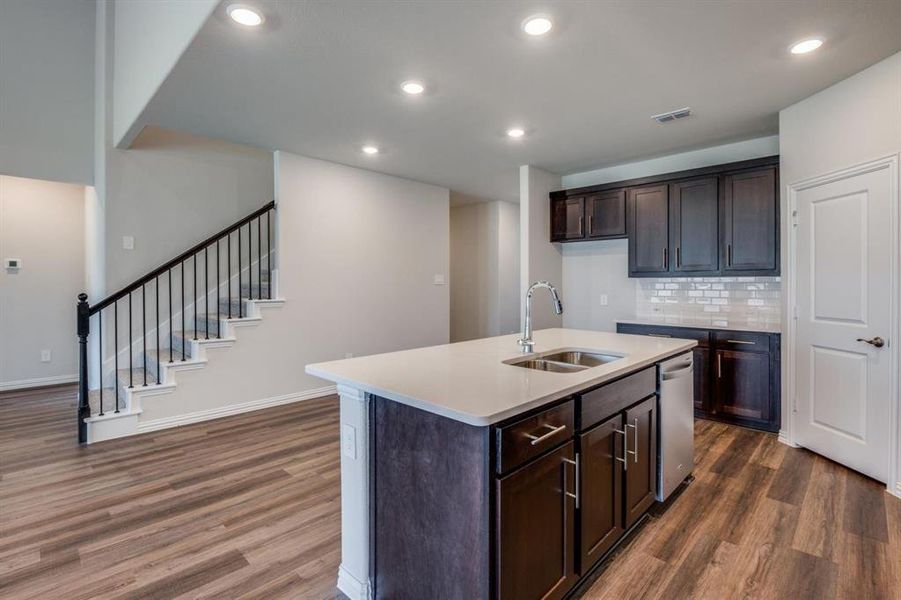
[75,200,276,444]
[89,201,275,315]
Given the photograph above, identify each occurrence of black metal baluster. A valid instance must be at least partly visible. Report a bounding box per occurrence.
[142,285,147,386]
[248,223,253,301]
[98,310,104,416]
[238,226,243,318]
[228,233,232,319]
[193,254,198,340]
[181,261,186,361]
[267,210,271,299]
[204,246,209,340]
[168,269,173,362]
[128,292,133,389]
[257,216,262,302]
[114,302,119,412]
[216,240,221,338]
[155,277,160,384]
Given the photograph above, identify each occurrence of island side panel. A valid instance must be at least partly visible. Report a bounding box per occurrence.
[371,396,490,599]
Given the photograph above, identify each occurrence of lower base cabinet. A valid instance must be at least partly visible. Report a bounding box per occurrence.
[579,415,624,568]
[496,443,578,600]
[623,396,658,527]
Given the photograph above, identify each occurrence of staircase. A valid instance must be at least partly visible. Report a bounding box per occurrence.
[77,202,283,443]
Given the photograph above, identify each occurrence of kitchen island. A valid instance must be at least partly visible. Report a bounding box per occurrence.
[306,328,696,600]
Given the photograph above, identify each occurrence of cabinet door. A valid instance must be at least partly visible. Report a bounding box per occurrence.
[714,349,772,426]
[623,396,657,528]
[628,184,669,275]
[579,414,625,571]
[497,442,577,600]
[586,190,626,239]
[693,347,711,414]
[551,197,585,241]
[722,167,778,273]
[670,177,719,273]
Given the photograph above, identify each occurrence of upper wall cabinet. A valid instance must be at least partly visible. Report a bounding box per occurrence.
[550,190,626,242]
[550,156,780,278]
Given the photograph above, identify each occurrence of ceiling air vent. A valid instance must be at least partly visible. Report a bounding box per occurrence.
[651,107,692,124]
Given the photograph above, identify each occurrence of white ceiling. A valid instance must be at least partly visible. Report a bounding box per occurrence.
[143,0,901,202]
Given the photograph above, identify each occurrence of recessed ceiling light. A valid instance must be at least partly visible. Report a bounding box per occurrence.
[789,38,823,55]
[401,80,425,95]
[361,145,380,155]
[506,127,526,139]
[522,15,553,36]
[227,4,264,27]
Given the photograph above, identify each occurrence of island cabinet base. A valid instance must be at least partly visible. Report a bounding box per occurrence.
[369,364,664,600]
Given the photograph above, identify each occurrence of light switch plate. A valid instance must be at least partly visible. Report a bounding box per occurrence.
[122,236,135,250]
[342,424,357,460]
[600,294,609,306]
[41,350,52,363]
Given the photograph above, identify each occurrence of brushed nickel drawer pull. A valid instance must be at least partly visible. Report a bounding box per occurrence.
[717,353,723,378]
[726,339,756,345]
[627,419,639,463]
[562,456,580,508]
[613,427,628,471]
[524,423,567,445]
[648,333,672,338]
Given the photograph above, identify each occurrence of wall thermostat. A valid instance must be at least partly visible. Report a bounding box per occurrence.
[4,258,21,270]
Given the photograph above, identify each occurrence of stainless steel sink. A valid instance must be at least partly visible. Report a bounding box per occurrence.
[507,349,624,373]
[512,359,587,373]
[540,351,622,368]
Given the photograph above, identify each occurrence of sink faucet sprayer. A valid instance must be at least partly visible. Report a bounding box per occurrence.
[518,281,563,353]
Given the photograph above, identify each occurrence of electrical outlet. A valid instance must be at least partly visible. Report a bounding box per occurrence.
[344,352,354,359]
[122,235,135,250]
[433,274,446,285]
[41,349,52,363]
[599,294,609,306]
[342,424,357,459]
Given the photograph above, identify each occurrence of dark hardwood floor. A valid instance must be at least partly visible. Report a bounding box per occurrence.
[1,385,898,599]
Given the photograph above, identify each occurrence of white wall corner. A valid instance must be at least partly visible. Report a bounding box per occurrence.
[519,165,563,331]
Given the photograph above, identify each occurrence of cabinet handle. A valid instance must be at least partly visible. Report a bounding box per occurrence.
[726,339,755,345]
[524,423,566,446]
[626,419,639,463]
[613,427,628,471]
[676,246,681,268]
[563,455,579,508]
[663,247,668,270]
[727,244,732,266]
[579,216,584,237]
[717,353,723,378]
[648,333,672,338]
[588,215,593,235]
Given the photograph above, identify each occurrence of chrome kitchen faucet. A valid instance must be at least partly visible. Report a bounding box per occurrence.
[518,281,563,353]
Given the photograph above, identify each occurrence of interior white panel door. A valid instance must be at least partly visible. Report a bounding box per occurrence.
[795,163,894,482]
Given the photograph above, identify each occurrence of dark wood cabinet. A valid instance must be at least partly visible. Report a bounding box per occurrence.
[714,348,772,426]
[670,177,719,273]
[616,322,780,432]
[722,167,778,273]
[497,441,577,600]
[551,197,585,241]
[579,414,624,570]
[627,184,669,276]
[586,190,626,239]
[550,156,780,277]
[623,395,657,528]
[692,347,711,412]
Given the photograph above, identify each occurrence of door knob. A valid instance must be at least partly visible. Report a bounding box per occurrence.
[856,336,885,348]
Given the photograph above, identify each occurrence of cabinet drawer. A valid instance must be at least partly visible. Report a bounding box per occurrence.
[617,323,709,347]
[496,400,574,474]
[581,367,656,431]
[713,330,770,352]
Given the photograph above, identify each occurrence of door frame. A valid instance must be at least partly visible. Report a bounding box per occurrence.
[784,154,900,497]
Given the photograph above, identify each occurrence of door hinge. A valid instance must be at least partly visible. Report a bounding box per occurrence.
[793,305,799,320]
[792,208,799,228]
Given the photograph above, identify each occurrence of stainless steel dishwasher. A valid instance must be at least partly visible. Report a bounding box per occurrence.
[657,352,694,501]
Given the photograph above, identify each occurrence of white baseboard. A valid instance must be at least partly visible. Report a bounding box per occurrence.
[891,481,901,499]
[337,564,371,600]
[0,374,78,391]
[777,430,799,448]
[136,385,337,434]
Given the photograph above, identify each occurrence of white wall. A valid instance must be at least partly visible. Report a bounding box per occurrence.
[0,176,85,389]
[112,0,218,147]
[559,136,781,332]
[520,166,563,330]
[0,0,94,185]
[450,199,520,342]
[779,50,901,494]
[104,126,274,291]
[278,151,450,387]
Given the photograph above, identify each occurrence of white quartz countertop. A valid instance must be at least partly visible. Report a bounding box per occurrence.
[305,328,696,426]
[616,316,781,334]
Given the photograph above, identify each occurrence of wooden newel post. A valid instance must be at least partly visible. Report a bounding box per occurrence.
[77,293,90,444]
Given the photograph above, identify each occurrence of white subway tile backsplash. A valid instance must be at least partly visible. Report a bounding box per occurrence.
[636,276,781,330]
